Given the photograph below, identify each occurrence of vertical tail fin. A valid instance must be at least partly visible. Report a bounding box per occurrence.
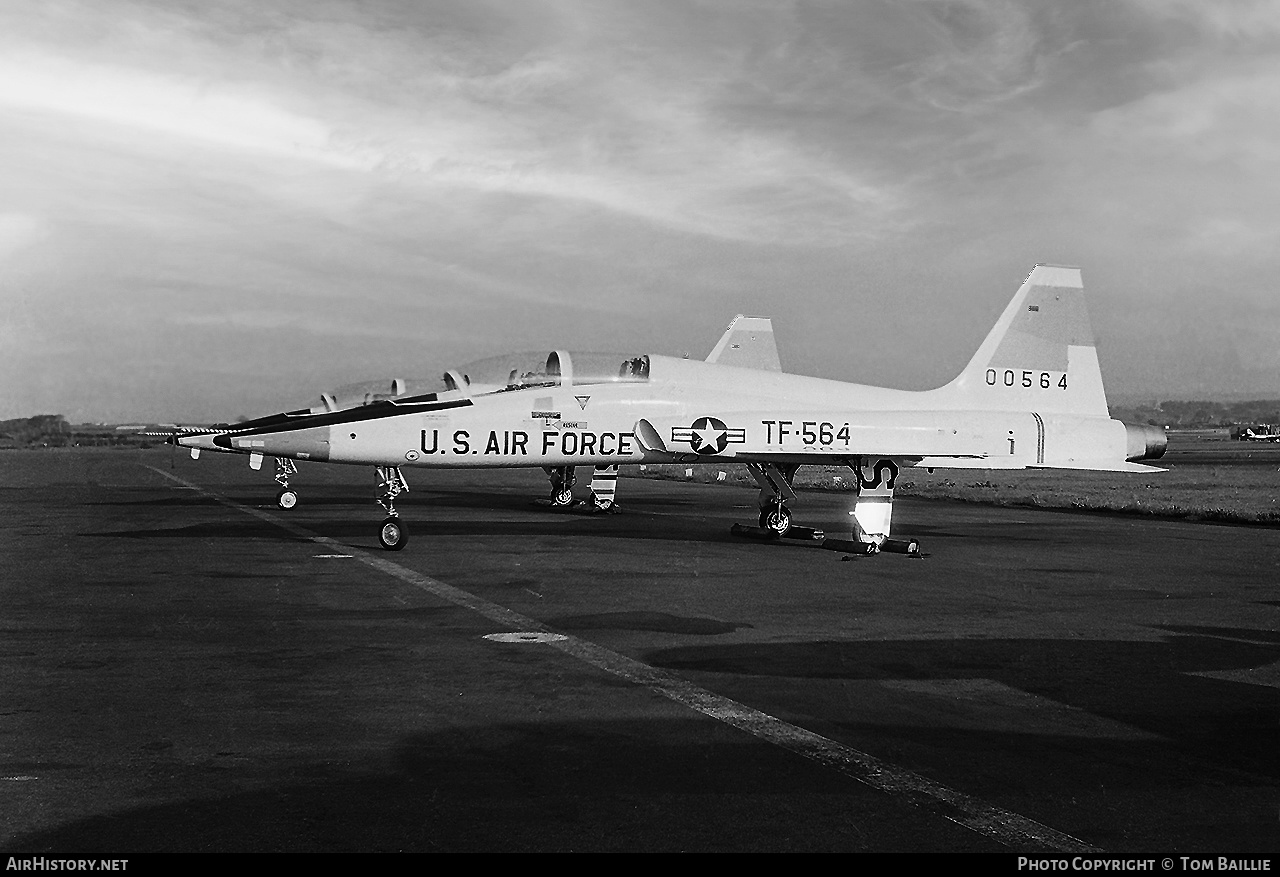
[707,315,782,371]
[939,265,1108,415]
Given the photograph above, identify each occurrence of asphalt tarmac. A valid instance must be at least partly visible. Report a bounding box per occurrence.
[0,449,1276,853]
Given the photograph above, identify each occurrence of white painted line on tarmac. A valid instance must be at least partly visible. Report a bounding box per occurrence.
[484,632,569,643]
[145,465,1101,853]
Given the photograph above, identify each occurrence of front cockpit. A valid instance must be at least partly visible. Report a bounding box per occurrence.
[292,352,653,418]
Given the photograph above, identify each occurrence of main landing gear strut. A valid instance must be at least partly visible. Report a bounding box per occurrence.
[375,466,409,550]
[537,466,620,513]
[731,459,921,556]
[544,466,577,508]
[736,463,824,541]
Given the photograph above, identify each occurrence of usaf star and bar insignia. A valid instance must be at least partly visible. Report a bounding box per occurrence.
[671,416,746,455]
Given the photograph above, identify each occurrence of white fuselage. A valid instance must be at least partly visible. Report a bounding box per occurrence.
[245,355,1133,472]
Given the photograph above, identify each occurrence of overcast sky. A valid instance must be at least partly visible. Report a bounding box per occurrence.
[2,0,1278,422]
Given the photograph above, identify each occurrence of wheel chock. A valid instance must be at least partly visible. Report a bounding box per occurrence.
[881,537,922,556]
[730,523,780,540]
[820,538,878,555]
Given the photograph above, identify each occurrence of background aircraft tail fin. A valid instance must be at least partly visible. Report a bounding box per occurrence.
[706,315,782,371]
[938,265,1109,416]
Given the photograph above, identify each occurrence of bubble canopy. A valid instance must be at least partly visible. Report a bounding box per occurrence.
[302,351,652,413]
[448,351,650,396]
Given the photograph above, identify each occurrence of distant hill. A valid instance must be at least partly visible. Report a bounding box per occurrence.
[0,415,161,449]
[1109,400,1280,431]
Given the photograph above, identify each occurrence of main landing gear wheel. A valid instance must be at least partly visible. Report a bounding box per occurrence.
[276,489,298,510]
[543,466,578,508]
[378,516,407,551]
[759,504,793,537]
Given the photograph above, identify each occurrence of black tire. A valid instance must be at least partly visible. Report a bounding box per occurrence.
[276,489,298,510]
[551,487,575,507]
[759,504,792,536]
[378,516,408,551]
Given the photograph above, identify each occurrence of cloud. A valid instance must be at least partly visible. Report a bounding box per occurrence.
[1123,0,1280,41]
[0,213,48,261]
[0,49,369,170]
[0,3,904,245]
[896,0,1051,111]
[1090,62,1280,166]
[4,0,1280,418]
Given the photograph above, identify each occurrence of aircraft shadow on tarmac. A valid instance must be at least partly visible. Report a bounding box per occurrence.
[93,488,559,510]
[90,493,226,508]
[643,633,1280,781]
[79,516,748,545]
[1,717,994,854]
[4,666,1274,853]
[81,487,797,546]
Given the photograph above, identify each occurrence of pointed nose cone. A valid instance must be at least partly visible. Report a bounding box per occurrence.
[175,432,226,452]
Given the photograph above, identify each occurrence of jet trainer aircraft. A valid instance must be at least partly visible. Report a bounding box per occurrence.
[172,265,1167,553]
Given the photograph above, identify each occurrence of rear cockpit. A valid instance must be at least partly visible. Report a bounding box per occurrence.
[446,351,650,397]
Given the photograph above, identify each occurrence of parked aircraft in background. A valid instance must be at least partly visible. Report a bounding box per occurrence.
[169,265,1166,553]
[1241,427,1280,442]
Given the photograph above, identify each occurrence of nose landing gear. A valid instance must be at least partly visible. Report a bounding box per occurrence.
[274,458,299,509]
[375,466,409,550]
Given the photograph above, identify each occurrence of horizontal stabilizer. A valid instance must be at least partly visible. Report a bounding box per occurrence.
[915,457,1025,470]
[1031,461,1166,473]
[706,315,781,372]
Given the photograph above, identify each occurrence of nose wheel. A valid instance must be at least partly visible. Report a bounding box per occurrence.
[378,516,408,551]
[276,489,298,510]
